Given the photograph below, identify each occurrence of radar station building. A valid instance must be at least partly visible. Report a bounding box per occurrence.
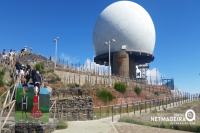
[93,1,156,78]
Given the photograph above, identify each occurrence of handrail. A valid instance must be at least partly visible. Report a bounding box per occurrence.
[49,100,56,112]
[0,100,16,112]
[0,84,15,98]
[1,101,15,128]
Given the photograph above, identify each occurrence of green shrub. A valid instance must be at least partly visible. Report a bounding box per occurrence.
[0,68,6,76]
[0,68,6,87]
[67,83,79,88]
[35,62,45,73]
[0,76,4,87]
[56,119,67,130]
[134,86,141,95]
[114,82,127,93]
[97,89,114,103]
[51,72,61,82]
[154,92,159,96]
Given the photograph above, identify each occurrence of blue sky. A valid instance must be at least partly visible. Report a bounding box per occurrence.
[1,0,200,93]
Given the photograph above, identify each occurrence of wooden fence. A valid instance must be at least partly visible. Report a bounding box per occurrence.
[49,94,200,121]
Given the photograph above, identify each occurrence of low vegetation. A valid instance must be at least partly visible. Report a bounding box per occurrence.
[52,72,61,81]
[35,62,45,74]
[97,89,114,103]
[56,119,68,130]
[114,82,127,93]
[134,86,141,95]
[67,83,79,88]
[0,68,6,87]
[154,92,159,96]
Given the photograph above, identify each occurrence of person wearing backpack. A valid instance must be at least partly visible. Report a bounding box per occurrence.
[25,69,31,83]
[15,60,22,80]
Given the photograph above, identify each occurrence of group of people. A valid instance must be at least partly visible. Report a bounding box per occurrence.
[15,60,41,86]
[0,49,14,61]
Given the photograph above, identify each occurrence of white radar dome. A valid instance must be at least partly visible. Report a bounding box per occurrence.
[93,1,156,56]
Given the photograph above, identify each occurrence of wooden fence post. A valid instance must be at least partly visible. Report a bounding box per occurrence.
[115,103,116,115]
[108,103,109,117]
[54,99,56,118]
[154,99,156,110]
[150,99,151,112]
[158,98,160,110]
[112,105,114,122]
[145,100,146,113]
[139,102,141,115]
[133,102,135,115]
[166,97,167,108]
[61,106,63,119]
[100,104,101,118]
[120,103,122,119]
[127,101,129,116]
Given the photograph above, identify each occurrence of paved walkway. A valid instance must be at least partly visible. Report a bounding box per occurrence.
[114,122,189,133]
[53,99,193,133]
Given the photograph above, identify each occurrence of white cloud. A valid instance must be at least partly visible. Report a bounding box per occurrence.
[60,53,80,64]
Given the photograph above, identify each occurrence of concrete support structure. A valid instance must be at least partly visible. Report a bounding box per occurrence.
[111,51,136,78]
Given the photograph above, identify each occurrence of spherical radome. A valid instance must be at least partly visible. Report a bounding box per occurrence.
[93,1,156,56]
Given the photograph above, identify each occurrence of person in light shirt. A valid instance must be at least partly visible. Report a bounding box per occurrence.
[1,49,7,60]
[8,49,14,61]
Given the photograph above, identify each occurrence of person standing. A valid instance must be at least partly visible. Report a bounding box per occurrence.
[25,69,31,83]
[8,49,14,62]
[15,60,22,80]
[19,66,25,84]
[19,88,28,122]
[32,68,37,85]
[26,62,31,72]
[30,47,32,53]
[1,49,7,60]
[34,71,41,95]
[49,55,51,61]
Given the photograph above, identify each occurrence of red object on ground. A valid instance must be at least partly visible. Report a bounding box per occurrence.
[120,71,122,74]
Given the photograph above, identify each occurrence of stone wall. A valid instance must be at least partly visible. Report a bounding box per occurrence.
[55,70,125,86]
[50,97,94,121]
[5,119,58,133]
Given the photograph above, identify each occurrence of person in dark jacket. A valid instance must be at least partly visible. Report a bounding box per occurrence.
[34,71,41,95]
[26,62,31,72]
[15,60,22,79]
[32,68,36,84]
[25,69,31,83]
